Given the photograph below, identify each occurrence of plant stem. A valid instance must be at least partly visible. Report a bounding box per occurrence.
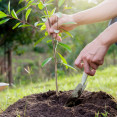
[52,40,58,95]
[55,0,59,96]
[42,0,58,95]
[56,0,59,12]
[23,0,44,15]
[8,15,40,30]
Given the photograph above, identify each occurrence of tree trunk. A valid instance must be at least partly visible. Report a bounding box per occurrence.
[4,44,6,72]
[7,49,13,86]
[4,43,7,81]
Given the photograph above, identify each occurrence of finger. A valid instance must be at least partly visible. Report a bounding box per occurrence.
[46,15,58,35]
[74,56,83,69]
[52,33,62,42]
[45,21,50,35]
[89,62,99,70]
[49,23,58,34]
[83,59,96,76]
[50,15,58,25]
[56,34,62,42]
[92,59,104,65]
[52,33,56,38]
[50,19,63,34]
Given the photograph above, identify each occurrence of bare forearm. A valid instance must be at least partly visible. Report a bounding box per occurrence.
[97,22,117,47]
[72,0,117,25]
[74,22,117,76]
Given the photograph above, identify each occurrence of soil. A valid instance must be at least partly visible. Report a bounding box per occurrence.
[0,90,117,117]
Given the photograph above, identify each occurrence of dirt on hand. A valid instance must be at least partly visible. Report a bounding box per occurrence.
[0,90,117,117]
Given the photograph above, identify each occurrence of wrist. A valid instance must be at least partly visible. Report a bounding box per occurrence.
[96,22,117,47]
[95,35,111,48]
[71,12,85,26]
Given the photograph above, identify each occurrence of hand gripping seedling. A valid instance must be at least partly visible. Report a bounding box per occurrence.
[65,72,88,107]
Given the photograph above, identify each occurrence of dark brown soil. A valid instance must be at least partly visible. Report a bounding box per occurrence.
[0,91,117,117]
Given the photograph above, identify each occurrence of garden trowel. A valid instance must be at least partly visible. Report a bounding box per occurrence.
[65,72,88,107]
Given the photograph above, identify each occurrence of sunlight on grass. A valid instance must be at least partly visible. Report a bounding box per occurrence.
[0,66,117,111]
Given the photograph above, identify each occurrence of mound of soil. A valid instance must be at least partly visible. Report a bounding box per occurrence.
[0,91,117,117]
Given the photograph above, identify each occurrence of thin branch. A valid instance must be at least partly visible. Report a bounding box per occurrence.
[8,15,40,30]
[42,0,58,95]
[23,0,43,15]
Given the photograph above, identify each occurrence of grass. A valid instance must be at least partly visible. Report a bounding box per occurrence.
[0,66,117,111]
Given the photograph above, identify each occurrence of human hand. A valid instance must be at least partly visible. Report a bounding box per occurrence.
[45,14,77,41]
[74,39,109,76]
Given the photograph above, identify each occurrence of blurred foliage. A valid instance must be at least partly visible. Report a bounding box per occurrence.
[0,0,116,84]
[0,0,43,53]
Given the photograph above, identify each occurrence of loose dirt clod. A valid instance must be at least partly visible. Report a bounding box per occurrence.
[0,91,117,117]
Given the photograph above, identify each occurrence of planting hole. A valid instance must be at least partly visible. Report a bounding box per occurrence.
[65,98,83,107]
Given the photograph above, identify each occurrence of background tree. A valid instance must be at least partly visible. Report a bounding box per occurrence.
[0,0,42,86]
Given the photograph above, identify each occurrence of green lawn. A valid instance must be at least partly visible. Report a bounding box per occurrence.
[0,66,117,112]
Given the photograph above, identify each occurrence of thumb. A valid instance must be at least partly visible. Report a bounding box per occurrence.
[50,20,63,34]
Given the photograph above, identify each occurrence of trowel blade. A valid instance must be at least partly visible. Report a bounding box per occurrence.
[71,83,83,98]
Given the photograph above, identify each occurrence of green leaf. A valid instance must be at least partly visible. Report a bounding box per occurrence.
[43,3,53,7]
[63,22,77,25]
[38,1,44,10]
[64,6,72,10]
[25,8,32,21]
[0,11,7,19]
[34,36,46,47]
[19,24,30,27]
[61,63,76,71]
[64,31,73,38]
[27,1,37,6]
[42,18,47,22]
[54,30,60,33]
[12,22,20,29]
[62,29,73,38]
[36,23,44,26]
[57,52,68,69]
[50,8,56,16]
[11,9,18,19]
[8,1,10,13]
[19,0,23,4]
[44,10,47,16]
[16,6,30,14]
[30,3,37,6]
[47,40,52,43]
[45,31,48,36]
[0,19,9,25]
[40,24,46,31]
[34,22,39,27]
[58,0,65,7]
[27,0,34,5]
[55,12,62,18]
[59,42,72,53]
[46,0,54,4]
[41,57,52,67]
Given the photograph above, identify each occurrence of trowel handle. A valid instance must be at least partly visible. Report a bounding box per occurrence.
[81,72,88,85]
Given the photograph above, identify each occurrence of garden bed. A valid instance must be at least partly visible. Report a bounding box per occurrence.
[0,90,117,117]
